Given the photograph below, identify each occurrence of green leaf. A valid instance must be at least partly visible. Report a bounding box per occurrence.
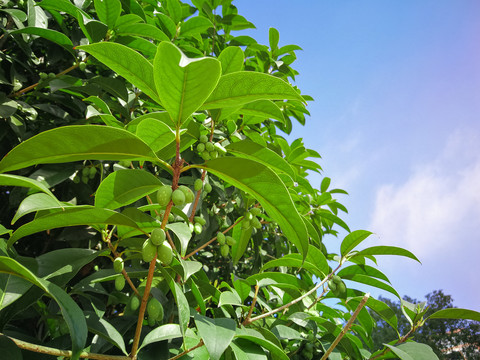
[395,342,439,360]
[193,157,308,258]
[12,193,66,224]
[0,174,59,203]
[153,42,221,125]
[337,265,391,283]
[38,0,88,18]
[166,222,192,257]
[116,23,169,42]
[201,71,304,110]
[135,118,176,152]
[226,140,294,179]
[178,259,202,282]
[171,281,190,337]
[138,324,182,352]
[384,344,414,360]
[0,335,22,360]
[363,297,398,331]
[269,27,279,52]
[351,246,421,263]
[77,43,161,103]
[427,308,480,322]
[10,27,75,56]
[95,169,163,209]
[239,100,284,123]
[218,46,244,74]
[341,273,400,299]
[230,339,267,360]
[0,256,87,360]
[94,0,122,29]
[180,16,213,37]
[166,0,182,24]
[340,230,372,257]
[218,290,242,307]
[0,271,32,311]
[8,206,139,247]
[0,9,27,22]
[235,328,289,360]
[271,325,302,340]
[261,254,324,278]
[85,312,128,355]
[0,125,158,173]
[195,314,236,360]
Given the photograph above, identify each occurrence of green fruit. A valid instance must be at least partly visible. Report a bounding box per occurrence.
[150,228,166,246]
[252,217,262,229]
[201,150,211,161]
[250,207,262,216]
[39,72,48,80]
[78,62,86,71]
[226,119,237,133]
[48,72,56,79]
[226,236,236,246]
[82,167,90,177]
[246,212,254,221]
[188,222,194,232]
[115,276,125,291]
[242,219,251,229]
[113,257,124,273]
[194,216,206,226]
[328,279,337,292]
[157,185,172,206]
[194,178,203,191]
[81,176,89,184]
[220,244,229,258]
[178,185,194,203]
[88,166,97,179]
[204,183,212,193]
[129,296,140,311]
[73,175,80,184]
[196,143,205,152]
[147,298,164,321]
[157,242,173,265]
[147,315,156,327]
[199,134,208,143]
[332,275,342,284]
[333,281,347,297]
[210,150,218,159]
[194,223,203,234]
[205,142,214,152]
[217,232,225,245]
[172,189,185,206]
[142,239,157,262]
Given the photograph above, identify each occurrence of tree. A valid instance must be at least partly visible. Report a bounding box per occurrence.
[1,1,479,359]
[371,291,480,359]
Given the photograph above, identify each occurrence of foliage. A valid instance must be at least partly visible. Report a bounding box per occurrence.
[1,0,479,359]
[371,291,480,359]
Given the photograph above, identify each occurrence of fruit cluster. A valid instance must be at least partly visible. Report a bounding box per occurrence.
[216,231,236,258]
[196,134,227,161]
[142,228,173,265]
[73,165,97,184]
[242,207,263,230]
[157,184,194,207]
[328,274,346,298]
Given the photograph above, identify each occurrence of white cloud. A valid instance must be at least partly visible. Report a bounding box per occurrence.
[370,129,480,258]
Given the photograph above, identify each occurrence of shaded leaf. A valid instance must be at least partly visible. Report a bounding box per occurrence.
[85,312,128,355]
[351,246,421,263]
[427,308,480,322]
[10,27,75,56]
[195,314,236,360]
[138,324,182,352]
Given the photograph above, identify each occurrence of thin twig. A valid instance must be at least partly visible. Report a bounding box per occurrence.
[320,293,370,360]
[243,284,259,325]
[168,340,204,360]
[0,333,129,360]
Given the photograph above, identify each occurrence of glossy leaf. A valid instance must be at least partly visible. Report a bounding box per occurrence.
[116,23,169,42]
[180,16,214,37]
[235,329,289,360]
[85,312,128,355]
[341,273,400,299]
[193,157,308,258]
[337,264,391,283]
[0,174,59,202]
[94,0,121,28]
[363,297,398,331]
[0,335,22,360]
[135,118,176,152]
[12,193,66,224]
[230,339,267,360]
[351,246,421,263]
[166,222,192,257]
[395,342,439,360]
[0,256,87,359]
[195,314,236,360]
[226,139,294,179]
[10,27,74,56]
[153,42,222,125]
[77,43,161,103]
[218,46,244,74]
[138,324,182,351]
[95,169,163,209]
[340,230,372,257]
[239,100,284,122]
[427,308,480,322]
[0,126,158,173]
[201,71,304,109]
[218,291,242,307]
[8,206,139,247]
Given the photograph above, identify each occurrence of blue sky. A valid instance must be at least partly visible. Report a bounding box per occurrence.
[235,1,480,311]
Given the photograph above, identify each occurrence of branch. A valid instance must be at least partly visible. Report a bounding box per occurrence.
[320,293,370,360]
[0,333,129,360]
[168,340,204,360]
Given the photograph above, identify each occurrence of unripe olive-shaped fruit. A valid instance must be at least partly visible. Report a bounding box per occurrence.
[332,275,342,284]
[142,239,157,262]
[82,167,90,177]
[333,281,347,297]
[205,142,214,152]
[157,242,173,265]
[305,343,314,352]
[199,134,208,143]
[217,232,226,245]
[210,150,218,159]
[88,166,97,179]
[147,315,156,327]
[194,223,203,234]
[157,185,172,206]
[172,189,185,206]
[194,178,203,191]
[150,228,166,246]
[250,207,262,216]
[48,72,56,79]
[252,217,262,229]
[81,176,89,184]
[73,176,80,184]
[246,212,254,221]
[196,143,205,152]
[129,296,140,311]
[194,216,206,226]
[242,219,251,229]
[226,236,236,246]
[220,244,230,258]
[78,62,86,71]
[328,279,337,292]
[113,257,124,273]
[188,222,194,232]
[147,298,164,321]
[115,276,125,291]
[201,151,211,161]
[39,72,48,80]
[178,185,194,203]
[204,183,212,193]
